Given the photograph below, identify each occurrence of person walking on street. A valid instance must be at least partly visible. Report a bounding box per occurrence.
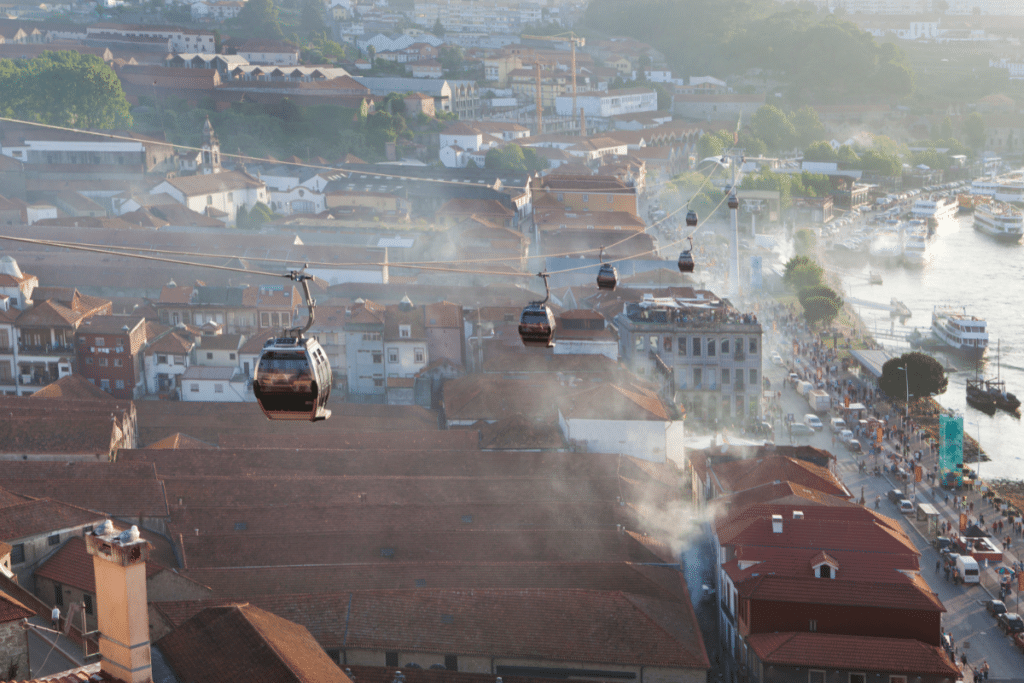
[51,605,59,630]
[981,660,989,680]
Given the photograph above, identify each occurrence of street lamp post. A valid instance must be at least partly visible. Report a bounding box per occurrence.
[896,365,910,422]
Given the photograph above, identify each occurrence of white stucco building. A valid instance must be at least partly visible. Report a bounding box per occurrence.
[150,171,269,226]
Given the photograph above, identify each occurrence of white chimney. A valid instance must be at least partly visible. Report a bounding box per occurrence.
[793,510,804,520]
[771,514,783,533]
[85,520,153,683]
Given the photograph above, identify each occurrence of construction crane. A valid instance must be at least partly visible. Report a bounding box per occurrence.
[522,32,586,135]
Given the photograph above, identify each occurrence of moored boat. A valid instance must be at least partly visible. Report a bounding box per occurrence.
[973,201,1024,242]
[931,305,988,359]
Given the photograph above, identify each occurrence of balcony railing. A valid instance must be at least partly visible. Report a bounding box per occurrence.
[734,349,746,361]
[18,343,75,356]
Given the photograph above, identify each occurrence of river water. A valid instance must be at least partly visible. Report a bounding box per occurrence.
[828,213,1024,481]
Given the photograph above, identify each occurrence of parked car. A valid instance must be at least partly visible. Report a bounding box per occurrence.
[997,612,1024,634]
[838,429,855,444]
[829,417,846,433]
[987,599,1007,616]
[887,489,906,504]
[846,438,862,453]
[771,353,784,365]
[933,536,952,552]
[790,422,815,436]
[805,414,824,431]
[898,500,914,514]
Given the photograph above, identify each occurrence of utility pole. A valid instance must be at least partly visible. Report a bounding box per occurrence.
[570,37,577,133]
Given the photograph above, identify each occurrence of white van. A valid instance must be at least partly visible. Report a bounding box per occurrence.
[805,414,823,431]
[955,555,981,584]
[830,417,846,433]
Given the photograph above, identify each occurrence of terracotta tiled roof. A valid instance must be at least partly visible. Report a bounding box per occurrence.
[162,170,264,198]
[154,589,709,670]
[0,587,34,623]
[423,301,462,328]
[156,603,352,683]
[0,486,30,508]
[559,382,670,421]
[0,499,104,542]
[437,198,513,217]
[211,429,479,451]
[35,536,162,593]
[476,414,565,450]
[29,375,117,401]
[0,479,168,518]
[736,572,943,612]
[145,330,194,355]
[443,375,562,422]
[747,632,959,677]
[146,433,217,449]
[711,453,850,498]
[16,299,85,327]
[718,481,858,516]
[178,528,657,568]
[180,561,689,602]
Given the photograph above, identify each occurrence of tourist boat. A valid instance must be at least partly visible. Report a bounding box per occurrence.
[957,193,976,213]
[966,378,998,416]
[902,227,931,267]
[868,221,903,266]
[971,174,1024,204]
[931,305,988,359]
[911,194,958,226]
[973,201,1024,242]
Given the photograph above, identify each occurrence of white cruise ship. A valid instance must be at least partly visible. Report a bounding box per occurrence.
[971,175,1024,204]
[911,194,958,224]
[973,201,1024,242]
[901,226,931,267]
[932,306,988,359]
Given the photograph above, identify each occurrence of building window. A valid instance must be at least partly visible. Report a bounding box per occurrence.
[115,380,125,390]
[11,543,24,565]
[385,652,399,667]
[206,352,213,360]
[414,348,424,363]
[84,594,94,615]
[582,194,589,202]
[114,358,122,367]
[663,336,672,352]
[229,353,236,360]
[207,195,213,205]
[889,677,907,683]
[190,383,199,392]
[99,357,108,367]
[388,348,399,364]
[849,675,866,683]
[692,337,701,356]
[707,339,715,357]
[54,584,64,607]
[261,312,271,327]
[372,352,382,364]
[445,655,458,671]
[86,358,94,365]
[47,533,60,546]
[556,193,563,202]
[721,339,729,354]
[721,368,729,385]
[373,378,384,387]
[749,369,758,385]
[692,367,702,388]
[174,355,184,365]
[819,565,832,579]
[215,384,224,393]
[95,337,105,346]
[749,337,757,353]
[400,325,411,338]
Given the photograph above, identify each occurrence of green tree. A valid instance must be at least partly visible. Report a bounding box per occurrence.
[859,149,901,176]
[431,18,446,36]
[750,104,797,152]
[879,352,948,406]
[801,293,841,327]
[697,132,725,160]
[791,105,827,148]
[783,255,823,290]
[300,0,327,37]
[484,144,548,172]
[964,112,986,149]
[803,141,838,162]
[439,45,464,75]
[0,51,132,129]
[794,228,817,256]
[798,283,843,311]
[940,116,954,140]
[235,0,284,40]
[836,144,860,165]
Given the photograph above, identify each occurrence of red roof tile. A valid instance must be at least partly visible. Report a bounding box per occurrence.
[0,587,34,623]
[156,603,353,683]
[34,536,162,593]
[0,499,104,542]
[155,589,709,670]
[747,632,959,677]
[29,375,117,401]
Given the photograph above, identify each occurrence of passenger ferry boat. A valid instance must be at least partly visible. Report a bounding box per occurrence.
[971,174,1024,204]
[901,226,931,267]
[911,194,958,225]
[932,306,989,359]
[973,201,1024,242]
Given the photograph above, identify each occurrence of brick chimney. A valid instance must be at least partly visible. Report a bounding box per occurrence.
[85,520,153,683]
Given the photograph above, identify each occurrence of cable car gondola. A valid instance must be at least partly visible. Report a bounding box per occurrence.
[678,236,695,274]
[728,193,739,210]
[252,270,332,421]
[686,209,698,228]
[518,273,556,348]
[596,247,617,291]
